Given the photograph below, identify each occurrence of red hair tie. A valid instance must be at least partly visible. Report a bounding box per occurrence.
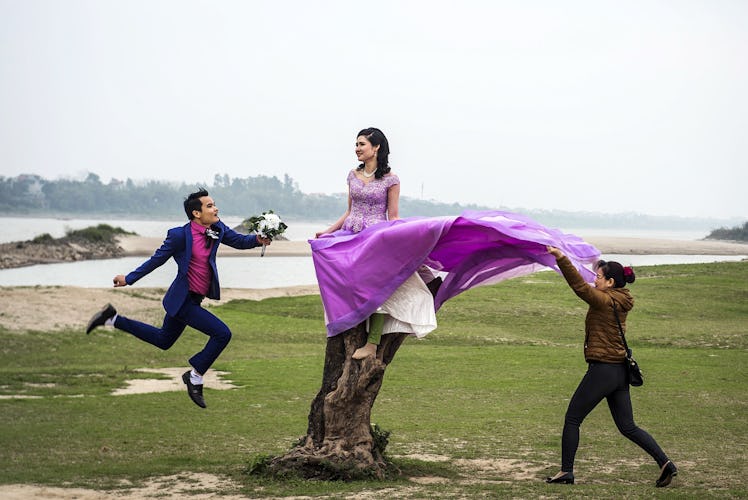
[623,266,634,277]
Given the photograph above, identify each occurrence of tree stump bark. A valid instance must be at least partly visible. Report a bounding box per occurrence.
[267,323,408,480]
[265,277,442,480]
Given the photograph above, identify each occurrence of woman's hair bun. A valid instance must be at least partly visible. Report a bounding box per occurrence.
[623,266,636,284]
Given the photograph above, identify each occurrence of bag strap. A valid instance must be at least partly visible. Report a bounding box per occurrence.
[611,300,631,353]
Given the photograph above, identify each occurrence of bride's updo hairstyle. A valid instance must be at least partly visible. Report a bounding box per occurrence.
[356,127,391,179]
[596,260,636,288]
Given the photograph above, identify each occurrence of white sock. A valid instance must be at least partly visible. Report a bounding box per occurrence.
[190,369,204,385]
[104,314,118,327]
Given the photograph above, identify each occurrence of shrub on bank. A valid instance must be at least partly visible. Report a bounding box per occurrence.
[706,221,748,241]
[64,224,135,243]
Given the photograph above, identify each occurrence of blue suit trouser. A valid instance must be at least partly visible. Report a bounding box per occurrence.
[113,294,232,374]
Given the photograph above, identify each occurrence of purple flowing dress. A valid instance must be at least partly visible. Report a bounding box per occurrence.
[337,170,436,337]
[311,172,601,337]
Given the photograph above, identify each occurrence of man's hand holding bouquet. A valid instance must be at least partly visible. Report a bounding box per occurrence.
[246,210,288,256]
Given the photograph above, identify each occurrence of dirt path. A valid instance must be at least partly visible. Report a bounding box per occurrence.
[0,473,248,499]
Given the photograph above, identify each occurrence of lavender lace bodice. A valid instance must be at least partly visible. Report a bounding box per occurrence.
[341,170,400,233]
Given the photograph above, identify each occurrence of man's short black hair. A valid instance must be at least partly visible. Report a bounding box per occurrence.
[184,188,209,220]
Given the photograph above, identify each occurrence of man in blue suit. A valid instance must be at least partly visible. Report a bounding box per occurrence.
[86,188,271,408]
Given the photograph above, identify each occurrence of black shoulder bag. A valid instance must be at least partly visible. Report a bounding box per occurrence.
[612,301,644,387]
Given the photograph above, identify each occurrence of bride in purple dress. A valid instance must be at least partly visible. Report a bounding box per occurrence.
[311,128,601,356]
[315,127,437,359]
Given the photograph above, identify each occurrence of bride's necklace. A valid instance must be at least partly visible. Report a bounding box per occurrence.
[362,168,376,178]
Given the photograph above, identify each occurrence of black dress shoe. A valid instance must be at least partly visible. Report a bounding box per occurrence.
[182,370,206,408]
[86,303,117,334]
[545,472,574,484]
[656,460,677,487]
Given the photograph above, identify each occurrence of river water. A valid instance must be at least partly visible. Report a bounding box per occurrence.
[0,217,743,288]
[0,216,322,243]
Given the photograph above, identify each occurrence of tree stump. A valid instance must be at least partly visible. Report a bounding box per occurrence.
[267,323,408,480]
[264,277,442,480]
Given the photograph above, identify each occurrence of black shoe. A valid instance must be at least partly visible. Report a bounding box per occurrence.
[656,461,677,487]
[182,370,206,408]
[545,472,575,484]
[86,303,116,334]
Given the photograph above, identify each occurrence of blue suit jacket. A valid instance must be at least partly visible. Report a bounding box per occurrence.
[125,220,260,316]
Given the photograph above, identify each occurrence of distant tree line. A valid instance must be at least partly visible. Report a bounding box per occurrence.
[706,222,748,242]
[2,173,741,233]
[0,172,488,220]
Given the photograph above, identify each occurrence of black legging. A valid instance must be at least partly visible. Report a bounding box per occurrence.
[561,361,669,473]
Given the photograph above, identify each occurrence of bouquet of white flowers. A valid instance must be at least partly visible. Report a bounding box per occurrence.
[246,210,288,256]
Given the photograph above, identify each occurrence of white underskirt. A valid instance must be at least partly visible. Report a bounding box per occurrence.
[377,272,437,338]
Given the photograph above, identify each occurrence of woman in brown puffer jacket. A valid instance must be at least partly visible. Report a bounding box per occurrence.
[544,246,677,488]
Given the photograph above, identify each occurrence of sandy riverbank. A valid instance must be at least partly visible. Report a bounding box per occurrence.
[582,235,747,255]
[2,234,745,270]
[117,236,313,256]
[0,284,320,333]
[117,234,748,257]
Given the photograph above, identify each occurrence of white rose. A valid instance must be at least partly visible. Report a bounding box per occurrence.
[263,213,281,229]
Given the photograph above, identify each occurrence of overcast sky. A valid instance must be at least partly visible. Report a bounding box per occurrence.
[1,1,746,219]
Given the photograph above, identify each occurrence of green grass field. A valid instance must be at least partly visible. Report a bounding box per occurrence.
[1,261,746,498]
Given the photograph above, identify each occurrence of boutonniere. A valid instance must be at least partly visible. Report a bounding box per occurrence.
[203,227,220,248]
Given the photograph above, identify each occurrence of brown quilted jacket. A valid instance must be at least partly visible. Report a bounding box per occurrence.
[556,255,633,363]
